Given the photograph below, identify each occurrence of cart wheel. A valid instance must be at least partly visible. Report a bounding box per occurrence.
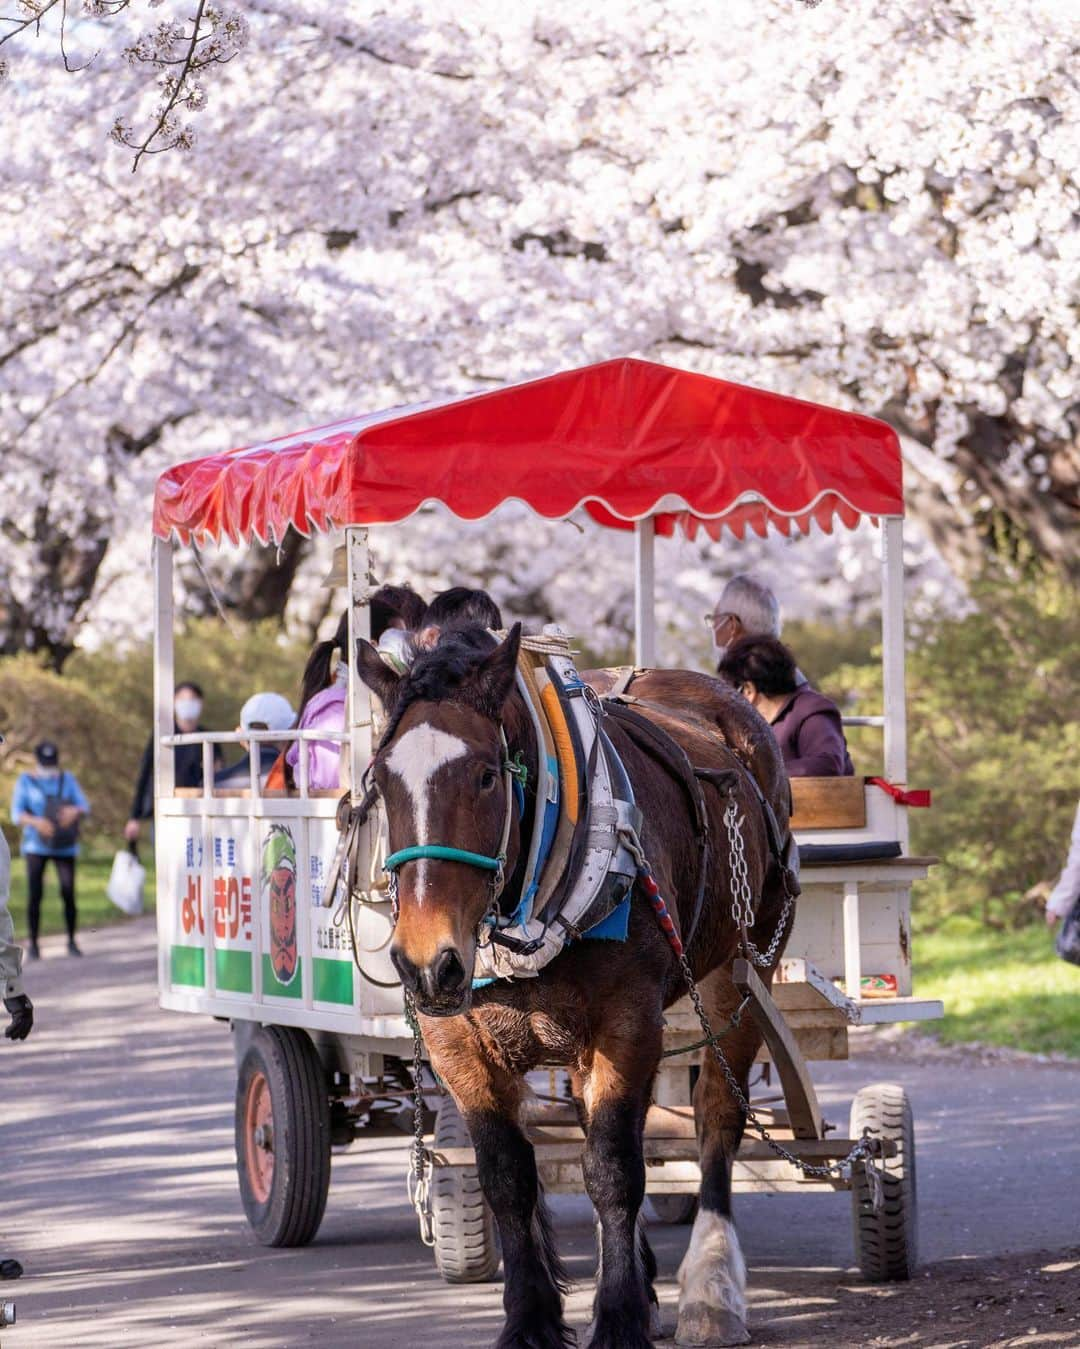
[235,1025,331,1247]
[648,1194,698,1225]
[850,1082,917,1282]
[431,1095,500,1283]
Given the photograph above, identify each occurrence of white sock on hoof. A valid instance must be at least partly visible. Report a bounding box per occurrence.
[677,1210,748,1327]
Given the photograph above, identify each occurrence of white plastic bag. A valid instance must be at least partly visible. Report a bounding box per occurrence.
[106,846,145,916]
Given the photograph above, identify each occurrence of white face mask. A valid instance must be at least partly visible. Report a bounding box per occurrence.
[175,697,202,722]
[36,766,60,780]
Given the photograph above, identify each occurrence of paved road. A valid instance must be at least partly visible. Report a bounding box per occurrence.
[4,919,1078,1348]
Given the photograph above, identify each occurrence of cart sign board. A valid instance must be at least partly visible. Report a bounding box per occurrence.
[166,816,207,992]
[157,804,403,1026]
[214,820,255,995]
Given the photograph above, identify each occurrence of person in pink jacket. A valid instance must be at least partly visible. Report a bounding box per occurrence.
[286,615,350,791]
[286,587,426,791]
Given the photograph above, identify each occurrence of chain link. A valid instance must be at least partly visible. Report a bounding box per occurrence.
[404,991,435,1246]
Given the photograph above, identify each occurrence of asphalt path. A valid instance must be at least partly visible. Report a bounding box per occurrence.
[4,919,1078,1348]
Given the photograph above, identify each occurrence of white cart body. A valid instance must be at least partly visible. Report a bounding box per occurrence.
[150,357,939,1261]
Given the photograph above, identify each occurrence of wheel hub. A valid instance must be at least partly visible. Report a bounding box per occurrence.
[244,1070,275,1204]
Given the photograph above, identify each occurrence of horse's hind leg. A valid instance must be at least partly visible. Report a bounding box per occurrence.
[676,966,759,1347]
[579,1017,662,1349]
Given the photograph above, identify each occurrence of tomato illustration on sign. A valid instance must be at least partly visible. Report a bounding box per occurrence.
[262,824,298,986]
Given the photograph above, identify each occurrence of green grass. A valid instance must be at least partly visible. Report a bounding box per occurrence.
[7,850,157,941]
[913,916,1080,1057]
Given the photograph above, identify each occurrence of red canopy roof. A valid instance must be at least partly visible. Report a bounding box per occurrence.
[152,358,902,546]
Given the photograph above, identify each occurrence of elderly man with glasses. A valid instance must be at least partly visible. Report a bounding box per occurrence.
[705,574,808,686]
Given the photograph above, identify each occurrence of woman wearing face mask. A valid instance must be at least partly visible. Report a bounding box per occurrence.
[125,681,220,843]
[718,635,854,777]
[12,742,91,958]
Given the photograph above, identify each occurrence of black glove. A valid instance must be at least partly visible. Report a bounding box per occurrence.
[3,995,33,1041]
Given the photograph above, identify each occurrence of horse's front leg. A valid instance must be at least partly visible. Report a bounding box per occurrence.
[579,1016,662,1349]
[428,1027,573,1349]
[676,967,758,1347]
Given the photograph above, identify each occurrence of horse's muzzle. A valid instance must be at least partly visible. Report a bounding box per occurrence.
[392,943,472,1017]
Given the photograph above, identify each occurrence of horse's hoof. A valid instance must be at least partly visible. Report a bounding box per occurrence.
[675,1303,750,1347]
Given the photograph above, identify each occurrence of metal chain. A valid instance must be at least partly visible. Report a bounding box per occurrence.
[675,945,876,1182]
[404,991,435,1246]
[658,799,875,1185]
[722,799,794,967]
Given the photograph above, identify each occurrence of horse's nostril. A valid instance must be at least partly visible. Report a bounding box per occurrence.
[391,946,420,993]
[431,946,466,997]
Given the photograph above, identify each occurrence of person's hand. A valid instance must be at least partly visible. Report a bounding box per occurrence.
[123,819,141,842]
[35,816,55,841]
[56,804,81,828]
[1046,908,1061,928]
[4,995,33,1041]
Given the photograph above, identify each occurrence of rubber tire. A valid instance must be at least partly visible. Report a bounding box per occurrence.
[235,1025,331,1247]
[648,1193,698,1225]
[850,1082,918,1282]
[431,1095,500,1283]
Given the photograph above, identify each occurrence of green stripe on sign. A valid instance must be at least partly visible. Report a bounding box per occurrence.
[314,957,353,1006]
[262,954,303,1000]
[171,944,205,988]
[215,948,253,994]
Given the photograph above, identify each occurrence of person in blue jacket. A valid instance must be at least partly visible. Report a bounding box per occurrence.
[12,742,90,959]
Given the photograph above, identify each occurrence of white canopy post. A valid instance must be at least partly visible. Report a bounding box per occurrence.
[634,516,657,667]
[346,527,374,799]
[152,535,175,999]
[152,537,175,799]
[880,516,908,785]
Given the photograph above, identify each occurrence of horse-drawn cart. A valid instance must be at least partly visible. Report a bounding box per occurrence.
[152,358,939,1301]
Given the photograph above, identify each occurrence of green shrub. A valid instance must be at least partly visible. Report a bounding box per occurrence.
[0,620,308,850]
[833,559,1079,929]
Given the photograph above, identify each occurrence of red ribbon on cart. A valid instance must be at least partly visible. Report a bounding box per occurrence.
[868,777,931,808]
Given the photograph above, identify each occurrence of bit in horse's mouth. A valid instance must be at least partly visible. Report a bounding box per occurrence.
[415,994,473,1019]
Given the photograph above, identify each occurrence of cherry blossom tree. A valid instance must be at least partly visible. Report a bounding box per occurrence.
[1,0,1076,666]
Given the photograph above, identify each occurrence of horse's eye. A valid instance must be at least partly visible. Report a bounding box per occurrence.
[480,769,498,791]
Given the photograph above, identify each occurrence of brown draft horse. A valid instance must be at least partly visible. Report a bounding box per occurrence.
[356,623,794,1349]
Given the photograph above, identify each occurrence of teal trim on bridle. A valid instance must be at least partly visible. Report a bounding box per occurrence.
[384,843,504,873]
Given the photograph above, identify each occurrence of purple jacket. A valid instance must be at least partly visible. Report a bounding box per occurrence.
[769,687,854,778]
[285,683,346,790]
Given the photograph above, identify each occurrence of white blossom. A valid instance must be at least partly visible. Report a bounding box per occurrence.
[1,0,1076,662]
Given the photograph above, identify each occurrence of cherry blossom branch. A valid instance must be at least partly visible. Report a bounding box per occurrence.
[0,0,65,50]
[111,2,248,169]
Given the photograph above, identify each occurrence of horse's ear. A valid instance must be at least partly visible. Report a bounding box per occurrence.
[354,637,402,708]
[474,623,521,715]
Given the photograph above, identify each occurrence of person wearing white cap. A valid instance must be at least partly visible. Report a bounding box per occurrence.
[215,692,296,789]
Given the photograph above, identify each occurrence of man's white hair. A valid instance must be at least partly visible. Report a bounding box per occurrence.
[718,573,781,637]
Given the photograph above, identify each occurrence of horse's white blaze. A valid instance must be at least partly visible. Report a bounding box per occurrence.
[677,1210,748,1326]
[385,725,469,906]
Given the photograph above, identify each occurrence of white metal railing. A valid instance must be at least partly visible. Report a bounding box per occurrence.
[160,728,354,802]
